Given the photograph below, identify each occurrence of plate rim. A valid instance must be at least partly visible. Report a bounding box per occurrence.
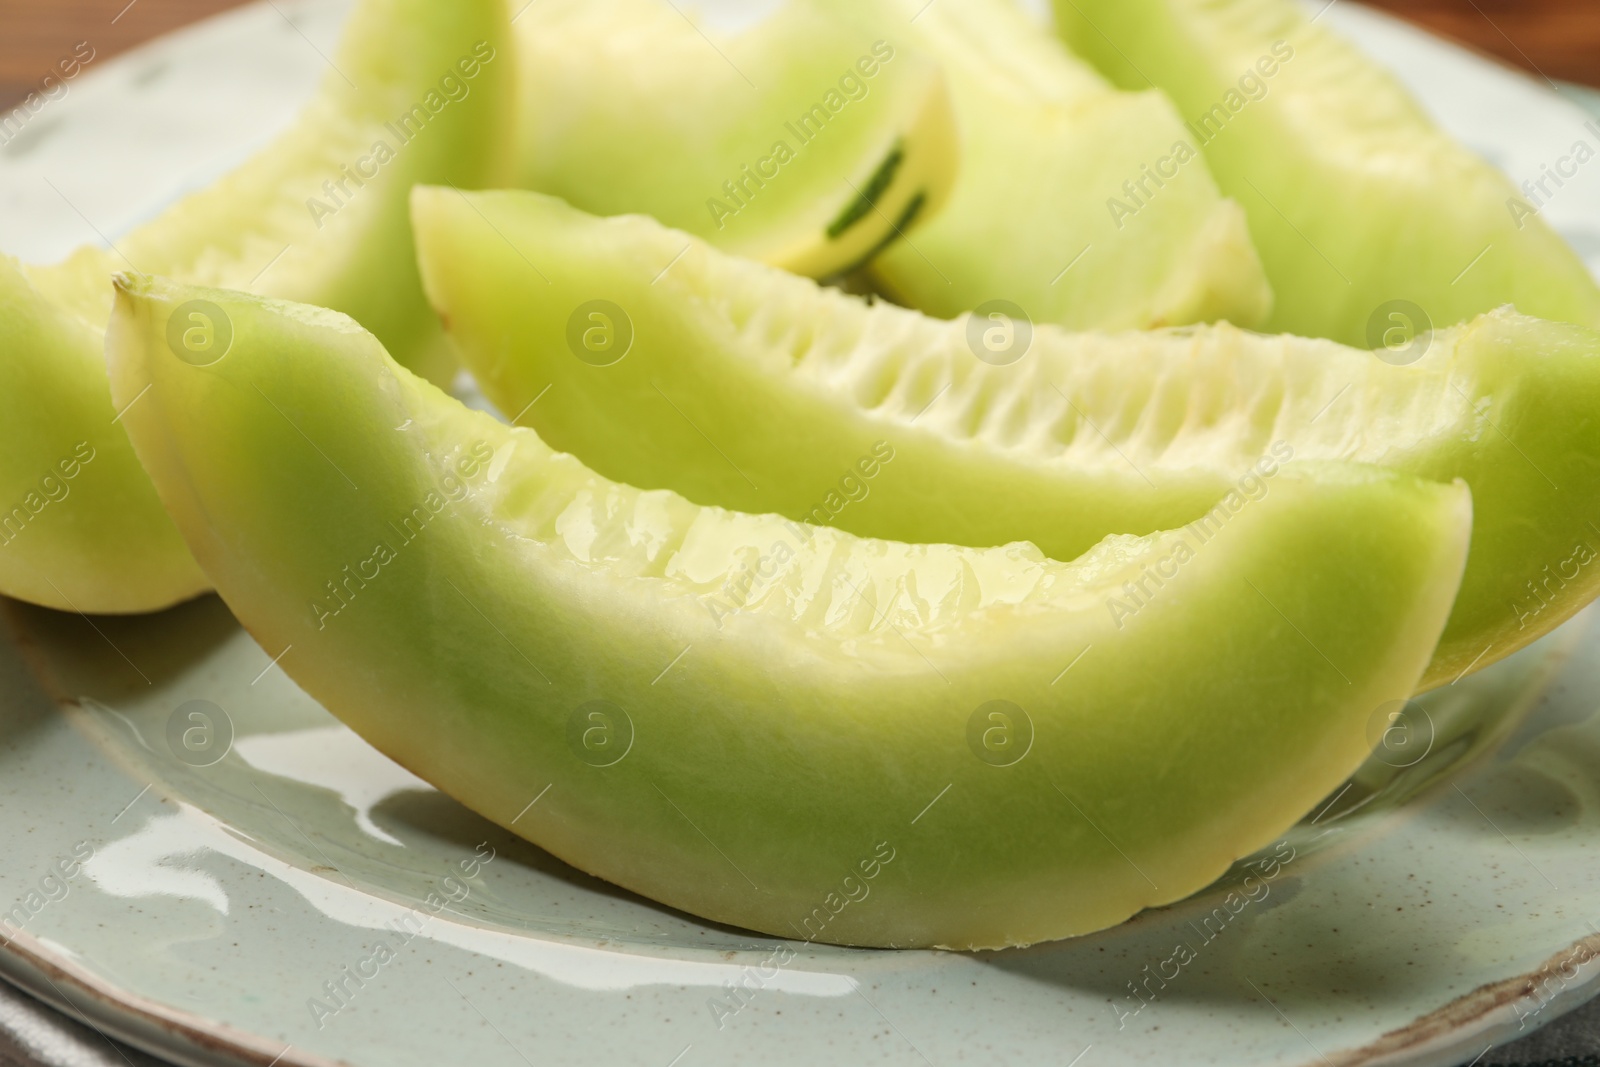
[0,926,340,1067]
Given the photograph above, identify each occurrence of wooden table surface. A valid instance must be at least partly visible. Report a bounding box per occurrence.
[0,0,1597,111]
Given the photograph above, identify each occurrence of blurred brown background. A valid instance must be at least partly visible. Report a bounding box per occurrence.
[0,0,1597,112]
[0,0,256,111]
[1371,0,1600,86]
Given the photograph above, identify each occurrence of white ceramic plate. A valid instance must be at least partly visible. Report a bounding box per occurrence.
[4,3,1600,1066]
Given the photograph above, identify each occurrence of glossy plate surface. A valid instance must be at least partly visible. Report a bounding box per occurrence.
[4,3,1600,1065]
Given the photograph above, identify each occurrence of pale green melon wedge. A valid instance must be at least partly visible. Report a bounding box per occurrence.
[414,189,1600,689]
[32,0,512,373]
[848,0,1270,329]
[1055,0,1600,345]
[511,0,956,278]
[0,257,206,611]
[0,0,511,613]
[107,275,1470,949]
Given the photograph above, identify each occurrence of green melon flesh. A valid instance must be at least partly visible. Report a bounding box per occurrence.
[511,0,956,279]
[848,0,1270,329]
[0,257,205,611]
[0,0,511,614]
[414,188,1600,690]
[1055,0,1600,345]
[108,274,1470,950]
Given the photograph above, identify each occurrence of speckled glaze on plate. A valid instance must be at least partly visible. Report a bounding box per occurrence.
[4,3,1600,1065]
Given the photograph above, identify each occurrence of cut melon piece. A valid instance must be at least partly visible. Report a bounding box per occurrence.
[847,0,1270,329]
[414,188,1600,689]
[0,0,512,613]
[33,0,512,373]
[511,0,956,279]
[0,256,206,611]
[1055,0,1600,345]
[107,274,1470,949]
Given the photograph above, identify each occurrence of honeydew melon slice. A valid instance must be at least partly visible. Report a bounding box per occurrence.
[414,188,1600,690]
[1055,0,1600,345]
[0,0,512,613]
[107,274,1471,949]
[511,0,956,279]
[0,256,206,611]
[33,0,512,372]
[848,0,1271,330]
